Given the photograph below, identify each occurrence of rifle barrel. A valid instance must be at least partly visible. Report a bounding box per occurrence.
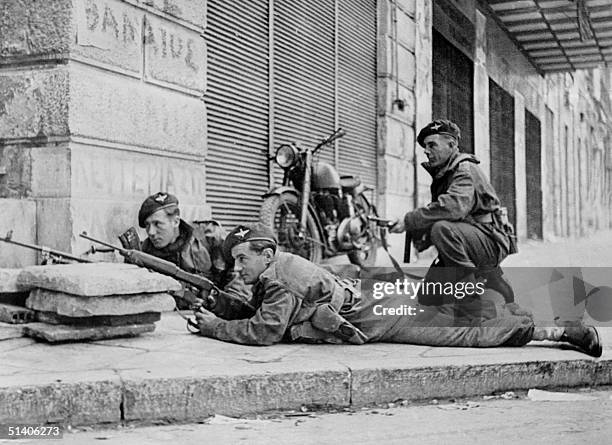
[0,237,93,263]
[79,232,125,254]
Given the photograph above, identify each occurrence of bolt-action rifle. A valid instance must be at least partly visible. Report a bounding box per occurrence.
[79,232,255,328]
[1,230,93,264]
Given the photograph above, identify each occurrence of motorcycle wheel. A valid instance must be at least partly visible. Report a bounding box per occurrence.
[259,193,323,263]
[347,195,379,267]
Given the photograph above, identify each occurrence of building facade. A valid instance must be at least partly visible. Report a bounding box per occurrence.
[0,0,611,266]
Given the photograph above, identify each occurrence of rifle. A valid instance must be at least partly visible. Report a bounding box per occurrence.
[79,232,255,326]
[1,231,93,264]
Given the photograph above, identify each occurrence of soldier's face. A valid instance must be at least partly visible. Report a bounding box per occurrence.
[145,210,180,249]
[422,134,457,168]
[231,243,272,284]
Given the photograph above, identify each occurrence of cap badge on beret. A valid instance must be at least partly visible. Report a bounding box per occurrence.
[154,193,168,203]
[235,228,250,239]
[430,123,442,131]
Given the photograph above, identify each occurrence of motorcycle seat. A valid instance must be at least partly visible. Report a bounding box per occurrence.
[340,175,361,191]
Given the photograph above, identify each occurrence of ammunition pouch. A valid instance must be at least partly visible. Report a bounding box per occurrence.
[119,227,142,251]
[289,303,367,345]
[493,207,518,255]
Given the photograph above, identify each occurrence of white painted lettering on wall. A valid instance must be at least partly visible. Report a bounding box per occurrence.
[77,0,141,50]
[72,150,205,201]
[74,0,206,91]
[144,14,206,92]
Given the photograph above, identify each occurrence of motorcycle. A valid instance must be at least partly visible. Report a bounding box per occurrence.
[259,128,380,266]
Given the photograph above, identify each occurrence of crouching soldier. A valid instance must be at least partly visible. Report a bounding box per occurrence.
[125,192,251,313]
[194,223,602,358]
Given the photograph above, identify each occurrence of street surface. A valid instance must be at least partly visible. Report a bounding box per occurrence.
[34,388,612,445]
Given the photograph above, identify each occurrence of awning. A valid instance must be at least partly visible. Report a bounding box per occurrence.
[484,0,612,72]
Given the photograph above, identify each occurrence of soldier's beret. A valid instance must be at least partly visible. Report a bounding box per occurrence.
[223,222,277,259]
[417,119,461,147]
[138,192,179,228]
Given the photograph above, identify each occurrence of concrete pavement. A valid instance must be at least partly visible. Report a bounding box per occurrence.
[2,231,612,426]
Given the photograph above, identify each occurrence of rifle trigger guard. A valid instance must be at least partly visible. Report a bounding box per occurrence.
[187,317,200,334]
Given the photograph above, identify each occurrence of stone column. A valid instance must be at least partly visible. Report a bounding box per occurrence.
[414,0,433,208]
[473,10,490,178]
[514,91,527,239]
[0,0,209,261]
[376,0,426,261]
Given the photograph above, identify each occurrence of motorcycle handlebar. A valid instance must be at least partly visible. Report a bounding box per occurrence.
[313,128,345,154]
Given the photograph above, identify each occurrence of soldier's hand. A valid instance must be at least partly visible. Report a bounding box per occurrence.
[195,307,219,337]
[505,302,534,319]
[413,234,431,252]
[197,289,217,310]
[388,218,406,233]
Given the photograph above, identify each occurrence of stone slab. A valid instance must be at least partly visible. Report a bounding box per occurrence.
[0,0,72,60]
[350,360,611,406]
[36,311,161,326]
[18,263,181,296]
[0,304,35,324]
[0,322,24,340]
[69,64,207,156]
[26,289,175,317]
[0,68,69,140]
[0,65,207,156]
[0,269,27,293]
[0,145,31,199]
[0,380,122,425]
[122,370,350,422]
[144,13,206,92]
[23,322,156,343]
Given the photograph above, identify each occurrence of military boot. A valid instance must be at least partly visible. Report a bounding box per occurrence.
[482,266,515,304]
[561,324,603,358]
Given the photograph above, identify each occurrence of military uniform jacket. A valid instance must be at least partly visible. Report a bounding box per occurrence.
[204,252,365,346]
[404,152,511,253]
[142,220,218,281]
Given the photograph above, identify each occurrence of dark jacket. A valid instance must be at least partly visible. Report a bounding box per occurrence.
[142,220,218,283]
[204,252,364,345]
[404,152,511,253]
[141,220,250,309]
[404,152,501,230]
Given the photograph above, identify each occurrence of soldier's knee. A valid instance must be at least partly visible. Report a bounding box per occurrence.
[430,220,455,246]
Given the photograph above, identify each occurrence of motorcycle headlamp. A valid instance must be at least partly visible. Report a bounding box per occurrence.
[275,144,298,168]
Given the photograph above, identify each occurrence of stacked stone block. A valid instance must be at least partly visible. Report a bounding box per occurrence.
[0,268,34,325]
[15,263,180,342]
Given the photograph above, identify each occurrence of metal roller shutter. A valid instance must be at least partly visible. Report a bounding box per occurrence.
[273,0,337,172]
[525,109,543,239]
[432,30,474,154]
[489,79,516,228]
[206,0,378,226]
[337,0,377,188]
[205,0,270,228]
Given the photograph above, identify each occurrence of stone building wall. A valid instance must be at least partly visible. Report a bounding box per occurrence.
[376,0,431,259]
[0,0,210,265]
